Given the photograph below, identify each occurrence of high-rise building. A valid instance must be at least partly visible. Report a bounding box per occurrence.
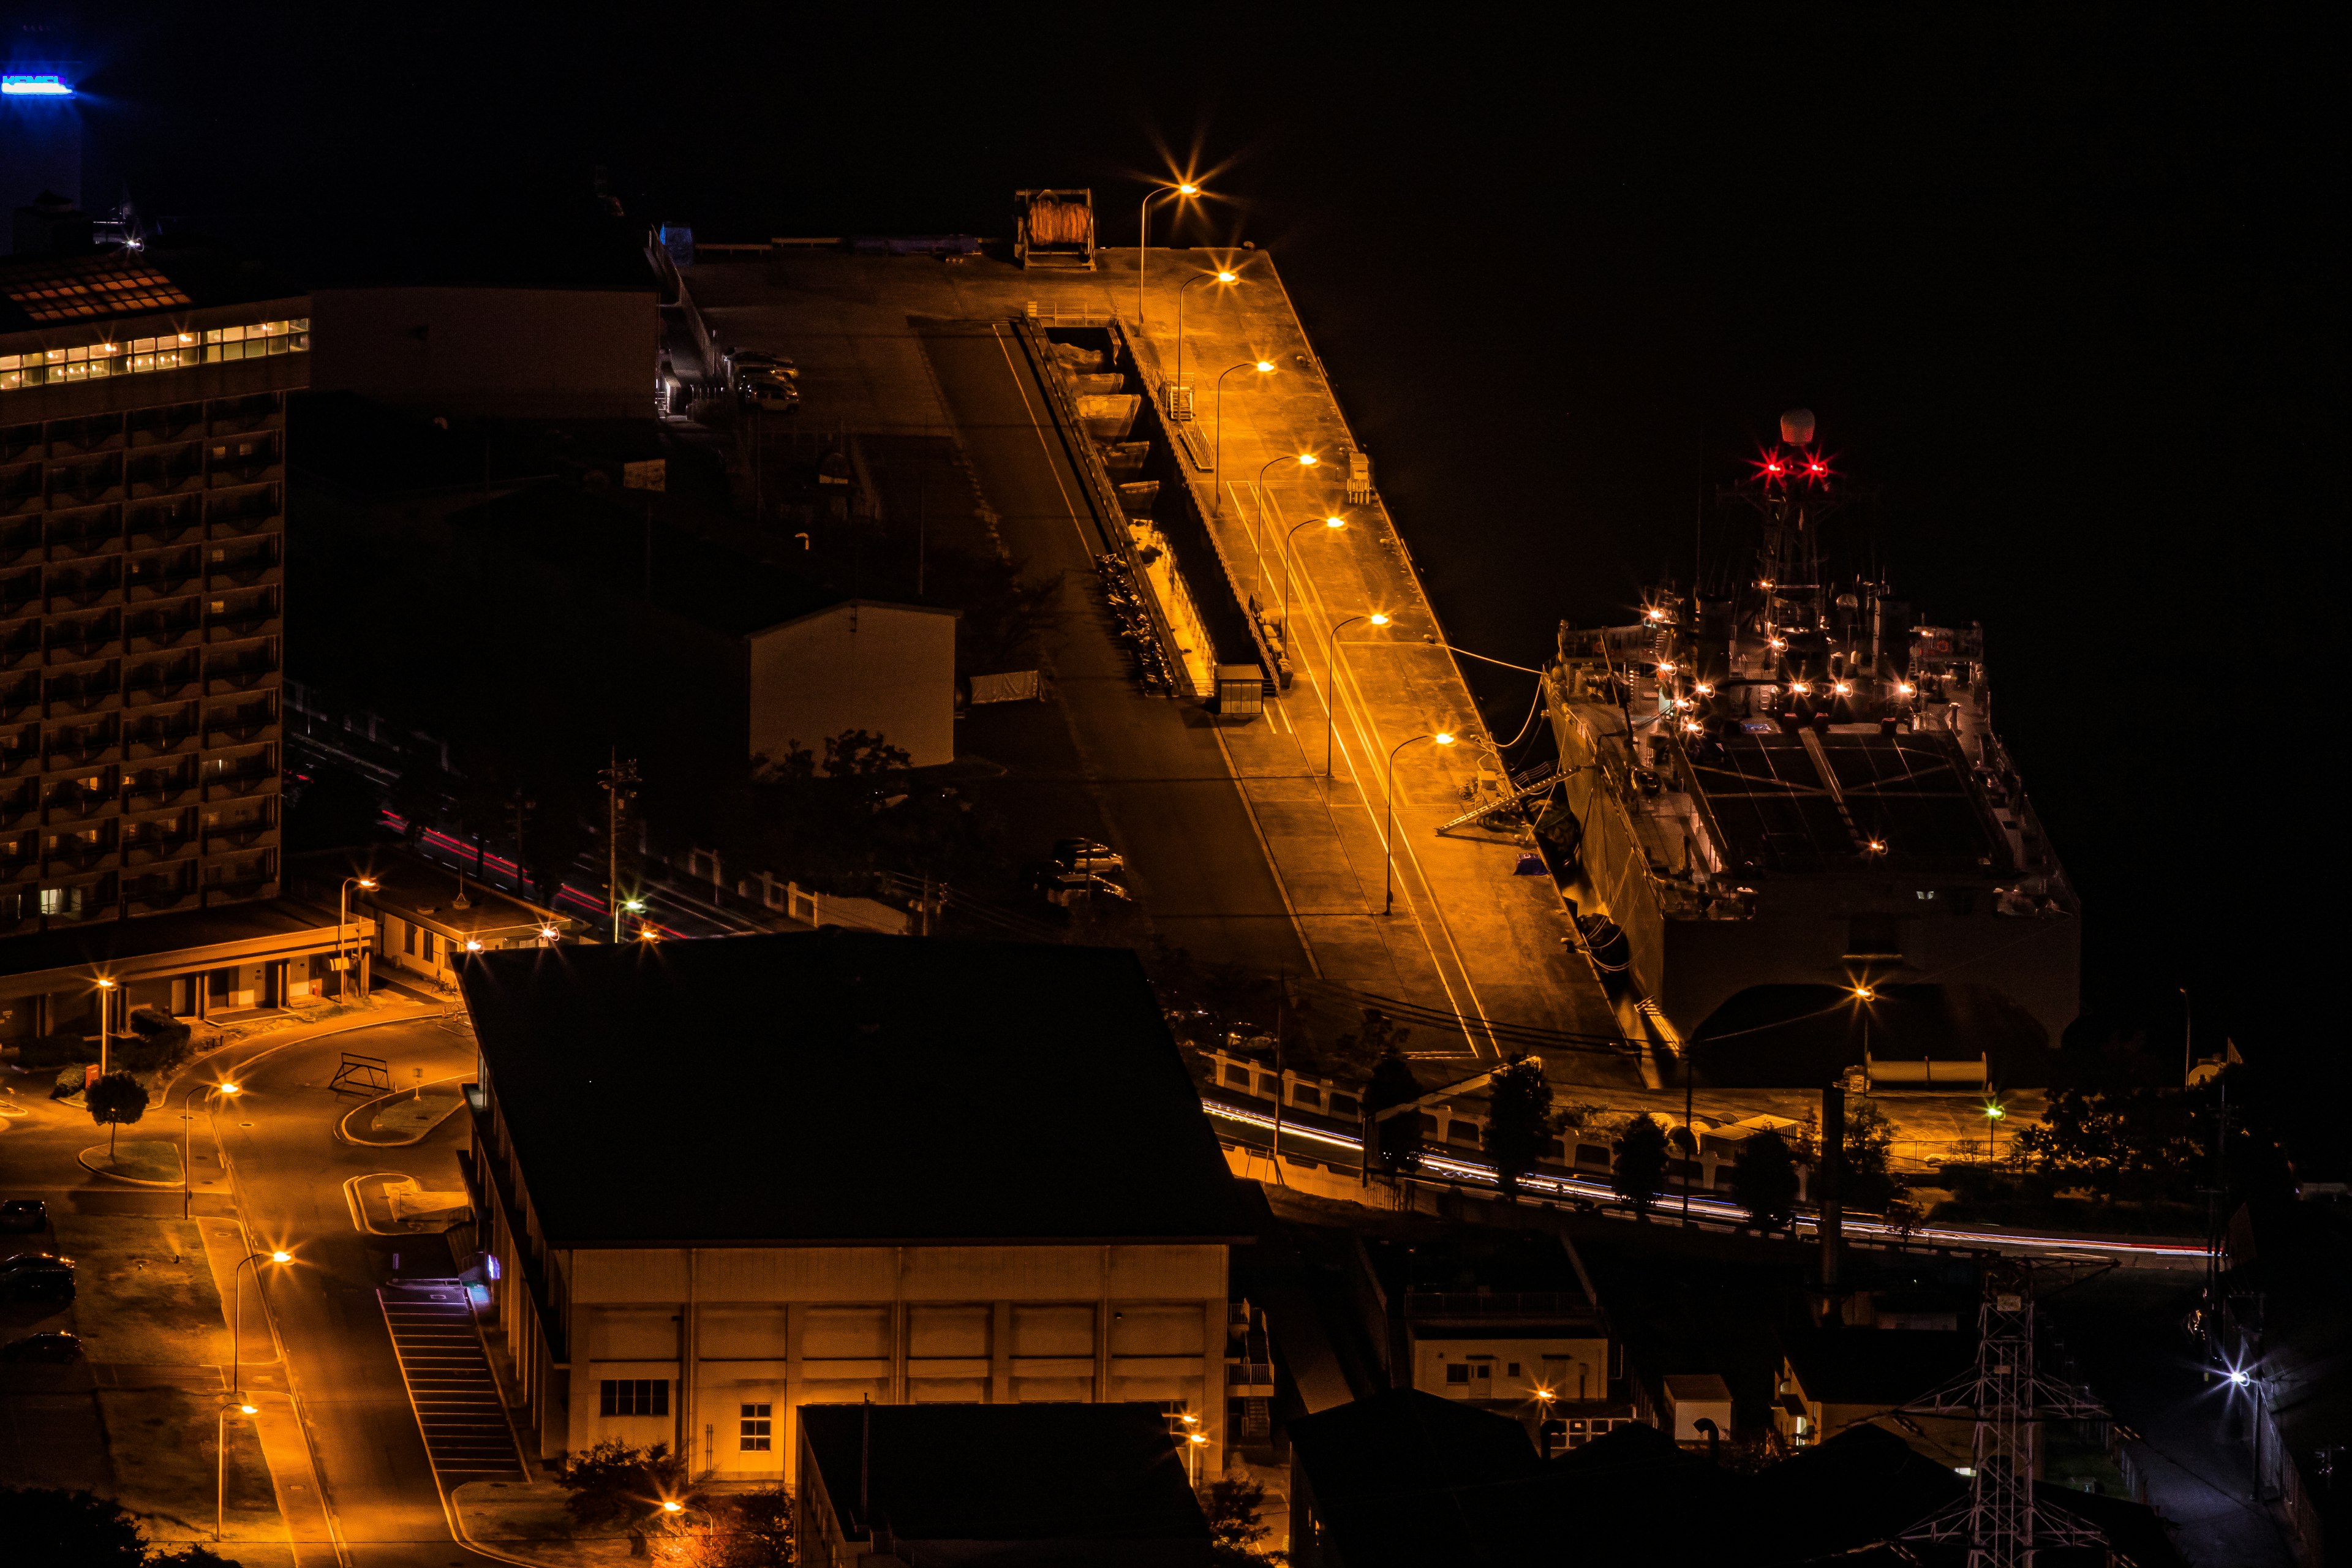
[0,238,308,937]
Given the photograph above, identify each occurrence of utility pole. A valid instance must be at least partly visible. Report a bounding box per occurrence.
[1270,970,1286,1186]
[600,752,639,943]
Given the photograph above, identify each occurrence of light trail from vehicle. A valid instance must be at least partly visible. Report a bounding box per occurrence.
[1201,1099,2206,1261]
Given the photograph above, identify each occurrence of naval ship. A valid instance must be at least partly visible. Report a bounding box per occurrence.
[1541,410,2076,1085]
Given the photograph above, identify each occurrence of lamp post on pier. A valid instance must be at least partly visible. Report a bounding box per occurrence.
[1172,267,1237,415]
[1136,182,1200,333]
[1279,514,1346,639]
[1384,731,1457,915]
[1324,612,1390,780]
[1213,360,1275,516]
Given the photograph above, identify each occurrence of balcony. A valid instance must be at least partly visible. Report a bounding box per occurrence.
[43,778,119,820]
[124,763,197,810]
[42,833,118,874]
[202,807,276,851]
[204,484,280,537]
[203,761,276,801]
[0,676,34,720]
[46,563,122,610]
[202,850,274,900]
[0,782,36,827]
[203,647,278,696]
[42,668,121,714]
[43,724,120,771]
[48,413,124,458]
[126,549,201,601]
[45,457,123,509]
[0,424,39,464]
[126,442,207,498]
[129,403,206,448]
[0,731,34,776]
[124,867,198,911]
[126,709,199,757]
[0,623,37,671]
[125,609,201,652]
[43,507,124,559]
[129,496,203,548]
[0,467,43,520]
[204,698,273,745]
[0,516,39,562]
[208,393,283,435]
[205,432,282,488]
[0,570,37,616]
[45,618,123,664]
[124,656,200,705]
[205,542,281,588]
[123,823,200,867]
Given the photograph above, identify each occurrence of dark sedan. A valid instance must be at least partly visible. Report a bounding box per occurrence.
[0,1330,83,1364]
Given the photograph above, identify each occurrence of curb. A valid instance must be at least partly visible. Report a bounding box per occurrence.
[336,1074,472,1148]
[153,997,439,1107]
[77,1144,180,1187]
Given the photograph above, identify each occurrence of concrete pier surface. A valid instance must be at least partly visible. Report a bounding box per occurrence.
[690,244,1633,1082]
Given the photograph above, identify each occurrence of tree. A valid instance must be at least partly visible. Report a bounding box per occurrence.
[1485,1054,1561,1200]
[2013,1087,2204,1208]
[1363,1053,1424,1177]
[1612,1114,1670,1219]
[1841,1100,1902,1215]
[647,1487,793,1568]
[0,1485,238,1566]
[86,1071,149,1157]
[1728,1128,1800,1233]
[557,1440,698,1557]
[1203,1476,1283,1566]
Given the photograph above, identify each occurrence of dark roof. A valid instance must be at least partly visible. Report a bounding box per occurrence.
[0,896,338,995]
[800,1403,1207,1555]
[0,238,305,336]
[1287,1389,1543,1563]
[460,931,1252,1246]
[454,480,842,637]
[1781,1326,1976,1407]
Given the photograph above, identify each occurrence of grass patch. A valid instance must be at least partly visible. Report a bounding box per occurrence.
[83,1139,183,1185]
[52,1215,228,1366]
[369,1091,464,1141]
[97,1387,278,1543]
[454,1481,644,1564]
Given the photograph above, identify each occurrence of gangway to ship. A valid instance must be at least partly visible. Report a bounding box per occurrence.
[1435,758,1561,837]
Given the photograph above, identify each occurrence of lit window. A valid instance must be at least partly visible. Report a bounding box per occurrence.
[739,1403,772,1452]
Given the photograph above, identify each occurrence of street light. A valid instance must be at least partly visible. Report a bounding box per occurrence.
[1212,360,1276,516]
[1324,612,1391,780]
[178,1079,233,1220]
[1253,452,1318,559]
[1278,515,1346,643]
[1137,181,1202,332]
[615,895,646,946]
[1983,1101,2006,1161]
[338,876,378,998]
[95,976,117,1077]
[1173,267,1239,413]
[1383,731,1457,915]
[228,1250,291,1389]
[218,1396,259,1540]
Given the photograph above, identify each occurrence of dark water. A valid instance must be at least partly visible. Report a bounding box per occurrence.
[78,10,2337,1083]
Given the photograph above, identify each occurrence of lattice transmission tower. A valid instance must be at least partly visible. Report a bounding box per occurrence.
[1899,1258,2114,1567]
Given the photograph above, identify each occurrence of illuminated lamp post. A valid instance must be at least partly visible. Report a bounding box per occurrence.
[1383,731,1457,915]
[1324,613,1390,779]
[339,875,377,997]
[1173,268,1238,413]
[1252,452,1318,557]
[1213,361,1276,516]
[1983,1101,2005,1162]
[228,1250,292,1389]
[179,1079,238,1220]
[1137,182,1201,332]
[217,1396,258,1541]
[1277,514,1346,640]
[95,976,117,1076]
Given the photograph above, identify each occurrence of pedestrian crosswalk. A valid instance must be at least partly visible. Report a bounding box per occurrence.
[377,1281,526,1483]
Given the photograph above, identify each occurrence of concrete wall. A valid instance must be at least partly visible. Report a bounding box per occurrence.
[309,286,656,420]
[745,602,956,769]
[551,1242,1227,1483]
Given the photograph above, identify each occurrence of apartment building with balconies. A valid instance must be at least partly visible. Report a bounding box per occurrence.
[0,238,306,938]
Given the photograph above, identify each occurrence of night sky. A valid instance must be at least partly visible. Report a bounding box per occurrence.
[61,8,2339,1074]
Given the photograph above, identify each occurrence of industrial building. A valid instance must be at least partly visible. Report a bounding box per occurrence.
[458,930,1253,1483]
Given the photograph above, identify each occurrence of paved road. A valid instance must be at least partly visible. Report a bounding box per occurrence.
[922,318,1311,975]
[218,1015,496,1566]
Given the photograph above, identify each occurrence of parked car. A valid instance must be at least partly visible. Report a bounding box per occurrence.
[0,1252,74,1301]
[737,371,800,412]
[728,349,797,382]
[1054,837,1125,873]
[0,1330,83,1364]
[0,1199,45,1233]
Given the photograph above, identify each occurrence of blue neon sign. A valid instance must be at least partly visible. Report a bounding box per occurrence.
[2,75,74,97]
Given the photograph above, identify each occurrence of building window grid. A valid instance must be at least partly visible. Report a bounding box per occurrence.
[739,1403,772,1452]
[0,319,309,391]
[598,1379,669,1418]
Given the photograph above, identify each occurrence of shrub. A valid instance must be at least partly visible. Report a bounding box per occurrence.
[52,1064,89,1099]
[18,1032,99,1070]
